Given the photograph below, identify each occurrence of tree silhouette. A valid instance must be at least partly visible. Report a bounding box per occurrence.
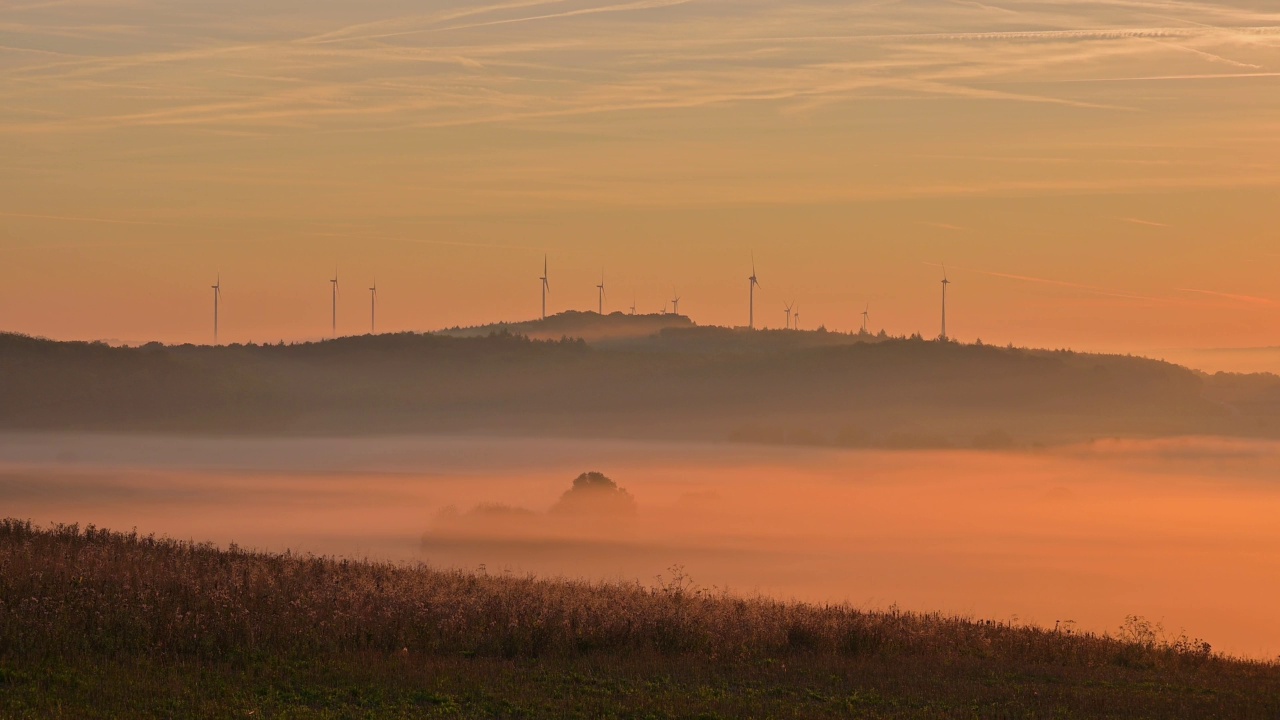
[550,472,636,517]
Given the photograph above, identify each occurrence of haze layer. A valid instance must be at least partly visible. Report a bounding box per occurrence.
[5,433,1279,659]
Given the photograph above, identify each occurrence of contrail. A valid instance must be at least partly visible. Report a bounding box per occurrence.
[1177,288,1274,306]
[917,221,966,231]
[433,0,695,34]
[0,211,178,227]
[1120,217,1169,228]
[301,231,545,253]
[1051,71,1280,83]
[922,262,1164,301]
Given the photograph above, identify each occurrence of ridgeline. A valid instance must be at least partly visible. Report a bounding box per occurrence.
[2,313,1279,446]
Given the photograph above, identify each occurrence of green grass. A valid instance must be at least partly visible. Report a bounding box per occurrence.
[2,519,1278,719]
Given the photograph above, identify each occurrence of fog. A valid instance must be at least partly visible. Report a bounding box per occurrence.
[1159,346,1280,376]
[2,433,1278,658]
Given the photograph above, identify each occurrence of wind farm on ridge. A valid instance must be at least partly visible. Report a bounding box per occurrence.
[202,255,956,347]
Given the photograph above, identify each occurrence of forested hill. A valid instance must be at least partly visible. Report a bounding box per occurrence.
[436,310,694,343]
[2,328,1279,447]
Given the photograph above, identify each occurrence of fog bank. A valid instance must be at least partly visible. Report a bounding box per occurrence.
[2,434,1277,658]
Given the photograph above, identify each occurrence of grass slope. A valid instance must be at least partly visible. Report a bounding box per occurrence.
[2,520,1278,719]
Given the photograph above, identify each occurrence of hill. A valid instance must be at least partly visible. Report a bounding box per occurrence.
[2,320,1279,446]
[2,519,1276,719]
[438,310,695,344]
[439,311,878,353]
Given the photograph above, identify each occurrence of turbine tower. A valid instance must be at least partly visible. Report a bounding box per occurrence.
[369,281,377,334]
[630,296,636,315]
[597,271,606,315]
[539,256,550,320]
[330,269,339,338]
[748,256,760,329]
[671,291,681,316]
[211,274,221,345]
[940,265,951,341]
[784,301,793,330]
[861,303,870,334]
[794,305,800,331]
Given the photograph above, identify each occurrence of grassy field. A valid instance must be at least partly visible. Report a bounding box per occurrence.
[2,519,1278,719]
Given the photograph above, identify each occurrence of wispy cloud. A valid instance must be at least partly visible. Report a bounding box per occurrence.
[1177,288,1275,306]
[918,221,966,231]
[1120,217,1169,228]
[1050,72,1280,83]
[0,211,178,227]
[919,263,1277,310]
[923,262,1167,302]
[434,0,695,33]
[1155,41,1262,70]
[299,231,544,254]
[0,0,1278,212]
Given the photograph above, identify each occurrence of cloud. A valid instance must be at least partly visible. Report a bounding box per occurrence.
[1050,72,1280,84]
[430,0,696,34]
[923,262,1169,302]
[1156,41,1263,70]
[919,264,1277,311]
[1,0,1279,212]
[299,231,545,254]
[1120,217,1169,228]
[0,211,178,227]
[297,0,575,45]
[1177,288,1275,307]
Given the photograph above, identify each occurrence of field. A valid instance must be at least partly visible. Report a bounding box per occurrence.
[3,519,1278,719]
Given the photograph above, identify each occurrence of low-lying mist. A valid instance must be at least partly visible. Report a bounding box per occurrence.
[2,433,1278,658]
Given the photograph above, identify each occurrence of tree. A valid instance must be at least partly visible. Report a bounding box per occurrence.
[550,472,636,517]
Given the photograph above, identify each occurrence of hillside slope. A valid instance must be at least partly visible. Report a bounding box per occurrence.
[2,519,1277,719]
[1,326,1278,445]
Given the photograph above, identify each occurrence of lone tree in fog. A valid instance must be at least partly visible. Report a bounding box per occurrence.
[550,472,637,517]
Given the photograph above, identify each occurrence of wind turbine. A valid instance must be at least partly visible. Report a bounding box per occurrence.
[794,305,800,332]
[861,303,870,334]
[784,301,793,330]
[671,291,681,316]
[369,281,377,334]
[748,256,760,329]
[211,274,221,345]
[330,269,339,338]
[940,265,951,341]
[539,255,550,320]
[597,271,606,315]
[630,296,636,315]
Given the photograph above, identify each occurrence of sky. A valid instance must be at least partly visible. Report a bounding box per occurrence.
[2,0,1279,356]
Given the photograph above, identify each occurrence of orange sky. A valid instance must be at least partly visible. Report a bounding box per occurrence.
[2,0,1279,358]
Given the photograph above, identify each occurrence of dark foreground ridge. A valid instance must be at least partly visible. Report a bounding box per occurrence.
[3,322,1280,446]
[2,519,1277,719]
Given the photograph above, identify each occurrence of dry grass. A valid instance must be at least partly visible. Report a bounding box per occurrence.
[2,518,1278,719]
